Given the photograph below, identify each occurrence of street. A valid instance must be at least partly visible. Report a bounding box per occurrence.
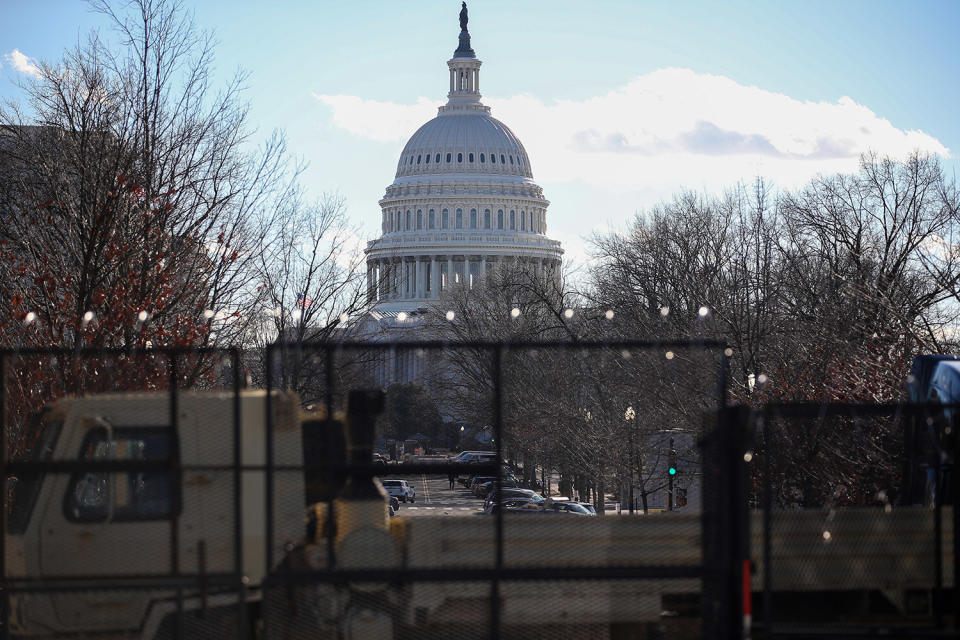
[387,473,484,516]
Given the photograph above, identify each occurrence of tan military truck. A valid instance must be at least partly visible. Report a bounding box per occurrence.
[5,390,312,637]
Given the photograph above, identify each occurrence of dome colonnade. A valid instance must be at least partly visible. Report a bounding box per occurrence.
[364,6,562,307]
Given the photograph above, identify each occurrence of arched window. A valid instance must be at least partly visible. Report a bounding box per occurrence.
[457,152,463,163]
[470,209,477,228]
[491,154,496,163]
[425,154,430,164]
[456,208,463,228]
[510,210,515,230]
[435,153,440,163]
[409,156,413,165]
[509,155,514,165]
[520,211,525,231]
[468,152,474,163]
[417,155,421,164]
[501,154,506,164]
[497,210,504,229]
[406,210,411,229]
[429,209,435,229]
[417,210,423,229]
[484,209,491,228]
[480,153,485,163]
[446,153,451,162]
[442,209,449,229]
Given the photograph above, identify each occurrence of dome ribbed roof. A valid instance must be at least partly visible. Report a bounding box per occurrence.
[395,113,532,179]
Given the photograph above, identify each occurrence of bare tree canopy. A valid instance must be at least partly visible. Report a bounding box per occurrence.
[0,0,294,352]
[0,0,368,453]
[590,153,960,403]
[589,152,960,507]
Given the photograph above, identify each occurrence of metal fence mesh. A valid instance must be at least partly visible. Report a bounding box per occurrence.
[753,405,956,635]
[4,341,734,639]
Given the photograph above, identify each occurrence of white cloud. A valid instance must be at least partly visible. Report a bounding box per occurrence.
[5,49,40,78]
[314,68,950,193]
[312,93,436,143]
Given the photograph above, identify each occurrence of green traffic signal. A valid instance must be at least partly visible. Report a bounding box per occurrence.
[668,467,677,475]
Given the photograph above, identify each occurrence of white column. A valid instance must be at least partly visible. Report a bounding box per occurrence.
[376,260,383,300]
[407,259,413,297]
[393,259,400,298]
[380,259,388,299]
[449,69,454,93]
[481,255,486,278]
[385,260,392,298]
[448,255,455,286]
[415,258,423,298]
[475,68,479,92]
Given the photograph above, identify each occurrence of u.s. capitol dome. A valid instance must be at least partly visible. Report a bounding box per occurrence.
[364,9,563,311]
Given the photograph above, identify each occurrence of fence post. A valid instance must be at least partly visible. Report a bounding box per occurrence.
[700,406,752,640]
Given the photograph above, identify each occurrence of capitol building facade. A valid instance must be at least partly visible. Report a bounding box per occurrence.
[364,12,563,314]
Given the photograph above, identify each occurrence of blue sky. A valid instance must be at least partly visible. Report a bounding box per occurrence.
[3,1,958,266]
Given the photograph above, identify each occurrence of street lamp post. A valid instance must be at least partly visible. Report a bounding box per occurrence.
[625,406,636,514]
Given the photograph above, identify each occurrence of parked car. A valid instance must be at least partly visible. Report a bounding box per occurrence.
[373,453,389,465]
[475,478,520,497]
[545,501,594,516]
[468,475,496,495]
[566,501,596,515]
[381,479,416,503]
[483,497,545,514]
[452,451,497,463]
[484,488,545,509]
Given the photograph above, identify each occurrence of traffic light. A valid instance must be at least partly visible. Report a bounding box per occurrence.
[668,448,677,476]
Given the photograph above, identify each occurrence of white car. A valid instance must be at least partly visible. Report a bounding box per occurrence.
[382,479,416,503]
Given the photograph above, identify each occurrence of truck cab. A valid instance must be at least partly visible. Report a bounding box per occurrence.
[905,355,959,506]
[6,390,304,637]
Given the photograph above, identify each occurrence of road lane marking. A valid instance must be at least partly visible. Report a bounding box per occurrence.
[420,474,431,503]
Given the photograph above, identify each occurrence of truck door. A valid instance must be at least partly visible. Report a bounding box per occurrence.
[37,420,181,633]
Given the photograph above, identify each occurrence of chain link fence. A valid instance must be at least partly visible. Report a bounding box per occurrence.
[2,341,733,639]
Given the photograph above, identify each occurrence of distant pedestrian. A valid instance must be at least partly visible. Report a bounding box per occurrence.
[448,472,456,490]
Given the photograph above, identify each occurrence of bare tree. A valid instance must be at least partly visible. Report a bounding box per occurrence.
[0,0,347,456]
[246,192,371,404]
[588,153,960,507]
[0,0,291,357]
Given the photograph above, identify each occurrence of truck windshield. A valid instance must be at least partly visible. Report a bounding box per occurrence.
[65,426,177,522]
